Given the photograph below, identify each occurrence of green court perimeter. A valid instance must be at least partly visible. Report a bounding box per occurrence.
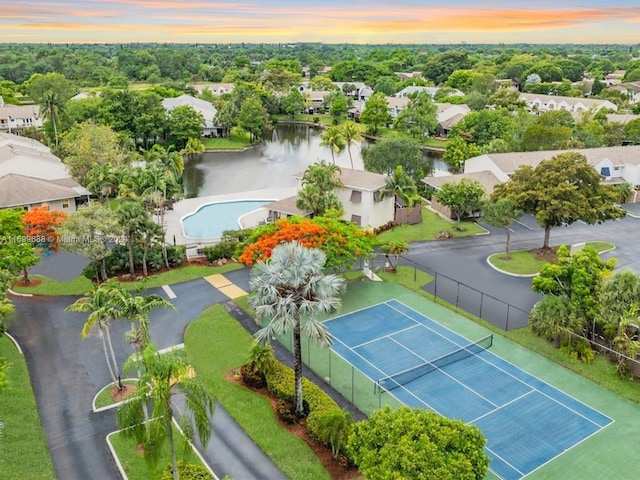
[276,281,640,480]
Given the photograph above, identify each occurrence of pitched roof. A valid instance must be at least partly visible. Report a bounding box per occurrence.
[264,196,310,216]
[0,104,39,121]
[482,146,640,174]
[0,174,83,208]
[0,133,71,180]
[294,167,387,191]
[422,171,502,195]
[520,92,616,109]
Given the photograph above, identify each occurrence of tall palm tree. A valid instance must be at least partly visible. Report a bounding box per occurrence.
[116,202,150,276]
[249,242,345,415]
[340,120,362,169]
[40,90,64,150]
[320,126,346,165]
[65,280,125,390]
[117,344,215,480]
[116,290,175,351]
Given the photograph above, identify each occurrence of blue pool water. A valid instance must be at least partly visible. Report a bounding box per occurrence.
[181,200,272,239]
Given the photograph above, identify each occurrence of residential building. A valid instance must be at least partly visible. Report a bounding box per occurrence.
[0,97,42,135]
[520,93,618,114]
[266,168,394,229]
[190,83,235,96]
[395,86,464,99]
[0,133,90,210]
[161,94,221,137]
[463,146,640,201]
[609,82,640,104]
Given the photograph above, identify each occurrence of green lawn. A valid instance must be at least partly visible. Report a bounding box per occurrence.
[12,263,244,296]
[108,426,208,480]
[203,130,252,150]
[0,336,55,480]
[376,208,485,244]
[488,241,616,276]
[184,305,332,480]
[94,379,139,410]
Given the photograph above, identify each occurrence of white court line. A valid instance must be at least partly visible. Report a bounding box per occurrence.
[162,284,177,299]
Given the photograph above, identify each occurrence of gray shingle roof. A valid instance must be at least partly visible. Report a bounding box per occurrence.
[422,171,502,195]
[0,174,83,208]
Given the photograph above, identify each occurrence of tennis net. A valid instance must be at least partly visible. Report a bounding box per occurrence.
[377,334,493,392]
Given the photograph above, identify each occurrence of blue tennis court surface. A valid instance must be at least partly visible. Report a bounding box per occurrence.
[325,300,613,480]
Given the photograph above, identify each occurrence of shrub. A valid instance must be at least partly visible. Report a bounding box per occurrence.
[166,245,186,266]
[308,407,353,459]
[161,461,214,479]
[202,242,237,262]
[265,361,338,437]
[561,338,596,364]
[275,399,298,424]
[313,116,320,124]
[222,228,253,243]
[240,362,266,389]
[373,221,395,235]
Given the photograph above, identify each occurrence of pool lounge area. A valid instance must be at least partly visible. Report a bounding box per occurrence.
[181,199,274,240]
[163,188,297,255]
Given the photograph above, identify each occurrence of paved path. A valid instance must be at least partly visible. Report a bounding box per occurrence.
[7,266,289,480]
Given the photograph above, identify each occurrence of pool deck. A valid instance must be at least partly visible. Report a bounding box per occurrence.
[164,187,297,254]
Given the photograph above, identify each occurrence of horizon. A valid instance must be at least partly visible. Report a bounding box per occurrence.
[3,1,640,45]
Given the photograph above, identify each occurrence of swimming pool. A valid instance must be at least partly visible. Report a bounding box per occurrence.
[181,199,272,239]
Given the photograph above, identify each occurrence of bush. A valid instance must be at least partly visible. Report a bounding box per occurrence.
[166,245,186,267]
[240,362,266,389]
[202,242,237,262]
[373,221,395,235]
[161,461,214,480]
[313,116,320,124]
[307,407,353,459]
[265,362,338,438]
[275,399,298,424]
[222,228,253,243]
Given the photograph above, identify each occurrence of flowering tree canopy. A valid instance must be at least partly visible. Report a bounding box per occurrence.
[239,216,375,272]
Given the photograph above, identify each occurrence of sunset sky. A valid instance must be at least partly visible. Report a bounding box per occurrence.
[2,0,640,44]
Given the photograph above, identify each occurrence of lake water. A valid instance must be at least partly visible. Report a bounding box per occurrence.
[183,124,446,198]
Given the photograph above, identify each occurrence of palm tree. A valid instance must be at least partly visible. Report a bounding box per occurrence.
[86,163,116,204]
[380,165,420,208]
[117,344,215,480]
[117,290,175,351]
[529,296,582,347]
[340,120,361,169]
[65,280,125,390]
[117,202,150,276]
[320,126,346,165]
[40,90,63,150]
[613,307,640,378]
[249,242,345,415]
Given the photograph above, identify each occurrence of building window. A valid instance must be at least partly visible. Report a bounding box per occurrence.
[351,214,361,225]
[40,202,50,211]
[601,167,611,177]
[350,190,362,203]
[373,190,382,202]
[62,199,70,209]
[613,166,620,171]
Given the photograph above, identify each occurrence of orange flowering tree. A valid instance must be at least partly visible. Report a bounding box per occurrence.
[22,207,67,255]
[239,216,375,272]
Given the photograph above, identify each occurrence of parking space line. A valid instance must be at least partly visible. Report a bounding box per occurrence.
[162,285,177,299]
[513,219,534,230]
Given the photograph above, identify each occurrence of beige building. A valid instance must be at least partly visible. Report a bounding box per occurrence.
[0,133,90,211]
[266,168,394,229]
[0,97,43,135]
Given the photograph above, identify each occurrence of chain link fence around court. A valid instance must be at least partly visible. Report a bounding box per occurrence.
[359,253,531,331]
[270,329,404,416]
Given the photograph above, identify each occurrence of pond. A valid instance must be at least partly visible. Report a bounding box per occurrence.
[182,123,447,198]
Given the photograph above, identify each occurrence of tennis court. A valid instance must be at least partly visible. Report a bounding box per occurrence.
[325,300,613,480]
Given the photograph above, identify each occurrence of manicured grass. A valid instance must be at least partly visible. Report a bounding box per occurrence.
[275,114,334,126]
[120,263,244,291]
[94,379,139,409]
[203,130,252,150]
[377,265,434,292]
[0,336,55,480]
[184,305,332,480]
[376,208,485,244]
[108,425,207,480]
[488,241,617,276]
[488,250,548,275]
[12,274,94,296]
[12,263,244,296]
